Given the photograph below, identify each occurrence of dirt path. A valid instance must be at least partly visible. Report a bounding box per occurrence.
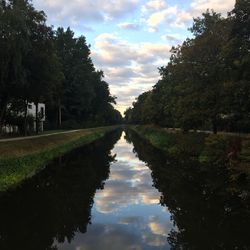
[0,130,81,142]
[163,127,250,138]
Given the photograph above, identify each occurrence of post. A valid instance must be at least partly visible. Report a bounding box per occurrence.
[24,100,28,136]
[35,102,39,134]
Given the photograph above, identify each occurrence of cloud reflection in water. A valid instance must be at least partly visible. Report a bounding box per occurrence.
[56,132,174,250]
[92,133,174,249]
[94,134,161,214]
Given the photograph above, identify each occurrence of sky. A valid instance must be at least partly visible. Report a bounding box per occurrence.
[32,0,235,115]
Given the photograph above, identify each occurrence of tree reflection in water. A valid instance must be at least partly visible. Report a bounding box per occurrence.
[125,129,250,250]
[0,129,122,250]
[1,128,250,250]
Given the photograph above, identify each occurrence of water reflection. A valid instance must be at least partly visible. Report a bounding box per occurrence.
[55,132,175,249]
[127,129,250,250]
[1,129,250,250]
[0,129,122,250]
[94,135,161,213]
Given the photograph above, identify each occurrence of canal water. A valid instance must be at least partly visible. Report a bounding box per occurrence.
[0,129,250,249]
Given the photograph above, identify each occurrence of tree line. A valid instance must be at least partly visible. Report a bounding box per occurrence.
[125,0,250,134]
[0,0,122,134]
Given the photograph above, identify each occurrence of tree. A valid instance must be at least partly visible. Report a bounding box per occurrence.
[0,1,122,133]
[0,0,64,134]
[53,27,121,128]
[179,11,231,133]
[24,7,61,133]
[223,0,250,131]
[0,0,30,130]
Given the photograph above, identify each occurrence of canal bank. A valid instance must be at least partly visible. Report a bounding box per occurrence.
[1,129,250,249]
[131,125,250,174]
[0,126,118,192]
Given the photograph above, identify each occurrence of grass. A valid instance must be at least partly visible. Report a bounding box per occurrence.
[239,138,250,161]
[131,125,207,157]
[131,125,250,173]
[42,129,67,135]
[0,126,117,192]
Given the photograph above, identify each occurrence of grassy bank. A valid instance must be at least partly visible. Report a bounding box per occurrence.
[0,126,117,192]
[131,125,250,173]
[131,125,207,156]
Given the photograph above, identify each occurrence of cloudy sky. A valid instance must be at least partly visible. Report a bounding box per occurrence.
[33,0,235,114]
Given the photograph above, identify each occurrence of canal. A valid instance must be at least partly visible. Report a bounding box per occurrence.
[0,129,250,249]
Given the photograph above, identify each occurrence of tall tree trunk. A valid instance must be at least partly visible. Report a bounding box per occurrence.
[35,102,39,134]
[212,117,218,134]
[0,98,8,134]
[24,100,28,136]
[58,99,62,128]
[0,108,6,134]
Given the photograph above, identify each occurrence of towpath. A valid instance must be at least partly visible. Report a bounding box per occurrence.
[0,130,81,142]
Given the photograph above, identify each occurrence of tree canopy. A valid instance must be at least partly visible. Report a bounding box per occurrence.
[125,0,250,133]
[0,0,122,134]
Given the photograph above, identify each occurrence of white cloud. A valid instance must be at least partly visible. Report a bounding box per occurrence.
[33,0,102,26]
[118,22,141,30]
[142,0,167,13]
[143,0,234,31]
[92,33,171,113]
[190,0,235,16]
[93,33,171,70]
[146,6,177,28]
[161,33,183,44]
[172,10,193,28]
[33,0,140,28]
[92,33,136,67]
[100,0,140,19]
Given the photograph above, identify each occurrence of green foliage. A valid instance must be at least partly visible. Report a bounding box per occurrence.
[239,138,250,162]
[127,129,250,250]
[0,127,116,191]
[0,1,121,134]
[132,125,250,177]
[125,2,250,134]
[48,27,122,128]
[199,135,241,164]
[132,125,206,157]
